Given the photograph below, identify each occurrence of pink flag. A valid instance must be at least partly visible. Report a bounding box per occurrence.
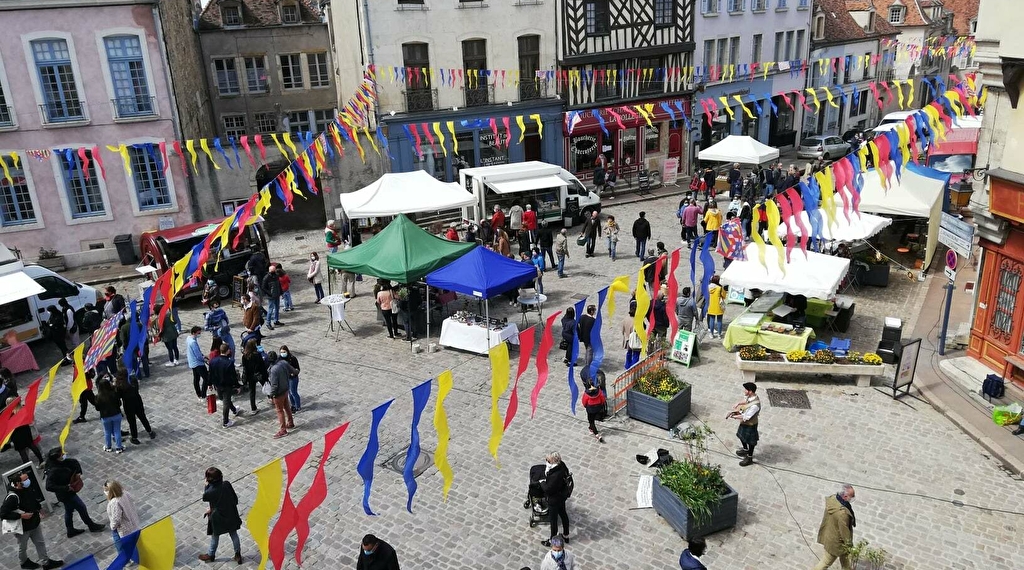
[666,249,681,342]
[531,311,562,418]
[775,192,796,263]
[254,135,268,162]
[269,442,313,570]
[502,117,512,149]
[77,147,91,181]
[91,146,106,181]
[293,423,349,566]
[785,188,810,259]
[171,141,188,177]
[504,326,536,432]
[157,142,170,174]
[240,136,257,168]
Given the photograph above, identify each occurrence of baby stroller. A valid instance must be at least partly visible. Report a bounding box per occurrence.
[523,464,551,528]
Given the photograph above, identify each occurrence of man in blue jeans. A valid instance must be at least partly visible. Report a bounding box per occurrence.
[260,264,282,329]
[42,449,105,538]
[1014,417,1024,436]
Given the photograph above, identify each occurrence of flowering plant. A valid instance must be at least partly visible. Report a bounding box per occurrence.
[813,349,836,364]
[786,349,811,362]
[634,367,688,401]
[862,352,883,365]
[657,425,727,527]
[738,345,769,361]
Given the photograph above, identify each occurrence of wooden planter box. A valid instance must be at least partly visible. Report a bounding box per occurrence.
[626,385,691,430]
[859,263,890,287]
[36,256,66,272]
[652,477,738,539]
[735,354,884,387]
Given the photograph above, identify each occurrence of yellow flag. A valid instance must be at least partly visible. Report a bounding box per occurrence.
[446,121,458,154]
[516,115,527,143]
[255,188,272,217]
[432,123,447,156]
[363,126,380,155]
[815,169,838,231]
[37,362,62,403]
[856,145,869,174]
[896,123,911,169]
[893,80,905,110]
[805,88,821,114]
[138,516,176,570]
[269,134,288,159]
[247,459,283,570]
[284,162,304,198]
[433,370,454,501]
[607,275,631,318]
[867,141,887,190]
[107,144,132,176]
[751,204,768,271]
[282,133,299,159]
[762,62,773,81]
[58,346,86,451]
[0,155,10,186]
[487,342,511,465]
[733,95,754,119]
[765,200,785,275]
[529,114,543,139]
[199,139,220,169]
[8,151,19,169]
[718,97,735,120]
[633,268,651,358]
[823,87,839,109]
[185,139,199,174]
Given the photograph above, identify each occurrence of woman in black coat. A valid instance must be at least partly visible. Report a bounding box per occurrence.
[199,467,243,563]
[540,452,571,546]
[560,307,576,366]
[240,339,268,413]
[114,371,155,444]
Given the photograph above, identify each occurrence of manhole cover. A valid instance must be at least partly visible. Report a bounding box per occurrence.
[386,448,433,478]
[766,388,811,410]
[569,293,590,301]
[953,488,965,495]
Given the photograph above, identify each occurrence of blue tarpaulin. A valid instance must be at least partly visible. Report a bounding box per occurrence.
[426,246,538,300]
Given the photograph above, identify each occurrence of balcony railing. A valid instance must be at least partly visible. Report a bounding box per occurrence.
[465,83,494,107]
[403,88,438,113]
[111,96,157,120]
[39,100,86,124]
[0,105,12,126]
[519,78,549,101]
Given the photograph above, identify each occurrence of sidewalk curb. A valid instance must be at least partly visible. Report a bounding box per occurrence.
[79,273,140,286]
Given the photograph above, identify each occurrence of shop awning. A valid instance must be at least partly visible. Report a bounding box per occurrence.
[0,272,45,305]
[339,171,475,218]
[698,135,780,164]
[721,243,851,299]
[488,175,567,195]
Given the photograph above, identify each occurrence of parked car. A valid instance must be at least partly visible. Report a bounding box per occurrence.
[797,136,852,160]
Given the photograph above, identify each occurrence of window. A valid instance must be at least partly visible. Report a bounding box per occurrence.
[703,40,714,69]
[279,54,303,89]
[518,35,541,101]
[992,260,1022,340]
[313,109,334,133]
[728,0,744,13]
[254,112,277,133]
[728,37,740,66]
[244,56,268,93]
[223,115,246,138]
[639,56,663,95]
[866,11,874,32]
[462,39,489,107]
[32,39,84,122]
[969,18,977,35]
[863,51,873,79]
[286,110,310,135]
[751,34,762,63]
[585,0,610,35]
[128,145,171,211]
[716,38,728,69]
[221,5,241,25]
[702,0,720,14]
[645,124,660,153]
[753,0,766,10]
[784,31,794,60]
[814,15,825,40]
[777,0,787,7]
[774,32,783,61]
[35,275,79,300]
[795,30,805,59]
[213,57,239,96]
[104,36,152,118]
[0,157,36,226]
[798,0,808,7]
[888,6,904,24]
[593,63,619,101]
[307,53,329,88]
[402,42,433,112]
[281,3,300,23]
[655,0,674,25]
[60,148,105,218]
[0,82,12,126]
[398,0,425,4]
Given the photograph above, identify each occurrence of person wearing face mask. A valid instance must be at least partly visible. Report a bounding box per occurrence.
[209,344,244,428]
[538,535,575,570]
[266,352,296,439]
[1,473,64,570]
[307,252,325,303]
[539,452,571,547]
[278,345,301,413]
[199,467,243,563]
[355,534,400,570]
[103,480,141,563]
[43,448,105,537]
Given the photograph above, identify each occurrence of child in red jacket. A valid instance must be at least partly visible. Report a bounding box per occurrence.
[278,268,293,311]
[582,384,607,442]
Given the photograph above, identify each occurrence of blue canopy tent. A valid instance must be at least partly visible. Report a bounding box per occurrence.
[426,246,539,347]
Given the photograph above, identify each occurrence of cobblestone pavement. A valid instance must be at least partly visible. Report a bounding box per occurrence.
[4,194,1023,570]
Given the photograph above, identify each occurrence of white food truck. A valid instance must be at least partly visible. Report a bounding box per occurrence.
[459,162,601,228]
[0,243,101,342]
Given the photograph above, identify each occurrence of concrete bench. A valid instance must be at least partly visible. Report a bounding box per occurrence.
[735,354,885,387]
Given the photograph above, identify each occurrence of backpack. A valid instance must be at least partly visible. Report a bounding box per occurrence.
[982,374,1005,400]
[564,470,575,499]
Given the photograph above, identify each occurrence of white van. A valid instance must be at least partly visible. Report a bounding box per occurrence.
[459,162,601,228]
[1,243,102,343]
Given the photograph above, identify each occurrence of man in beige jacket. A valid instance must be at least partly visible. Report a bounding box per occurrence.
[813,484,856,569]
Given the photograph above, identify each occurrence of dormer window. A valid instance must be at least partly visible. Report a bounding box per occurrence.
[866,10,875,32]
[931,6,942,20]
[281,3,300,24]
[813,14,825,40]
[222,5,242,26]
[888,5,904,24]
[969,18,977,34]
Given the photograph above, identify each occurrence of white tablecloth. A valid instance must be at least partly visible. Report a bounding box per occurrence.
[322,294,351,322]
[439,318,520,354]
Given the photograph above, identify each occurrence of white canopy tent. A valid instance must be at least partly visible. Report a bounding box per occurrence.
[777,209,893,242]
[698,135,780,165]
[721,243,851,299]
[857,162,949,269]
[339,170,476,218]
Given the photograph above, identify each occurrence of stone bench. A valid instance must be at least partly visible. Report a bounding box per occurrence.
[735,354,885,387]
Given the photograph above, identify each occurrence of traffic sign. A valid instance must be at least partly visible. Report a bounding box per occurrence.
[945,266,957,281]
[946,249,958,271]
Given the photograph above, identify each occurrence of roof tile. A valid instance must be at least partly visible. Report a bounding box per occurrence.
[816,0,898,43]
[199,0,322,30]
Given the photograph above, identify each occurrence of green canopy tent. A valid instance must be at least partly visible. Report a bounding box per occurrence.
[326,214,475,282]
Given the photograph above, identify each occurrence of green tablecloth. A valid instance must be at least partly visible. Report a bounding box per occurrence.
[723,311,815,353]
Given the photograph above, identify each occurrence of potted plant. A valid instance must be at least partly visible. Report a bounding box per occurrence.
[855,251,890,287]
[652,425,738,539]
[843,539,889,569]
[36,247,65,272]
[627,366,691,429]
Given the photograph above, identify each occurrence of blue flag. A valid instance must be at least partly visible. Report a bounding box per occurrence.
[699,233,715,318]
[587,287,608,383]
[567,298,586,415]
[357,399,393,515]
[106,529,141,569]
[63,555,100,570]
[404,380,431,513]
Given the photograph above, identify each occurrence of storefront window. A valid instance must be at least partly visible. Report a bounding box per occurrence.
[645,124,661,153]
[569,134,600,173]
[994,259,1022,344]
[621,128,637,167]
[455,133,477,170]
[479,131,508,167]
[414,147,446,181]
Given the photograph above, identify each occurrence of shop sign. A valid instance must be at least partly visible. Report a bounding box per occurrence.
[938,212,974,259]
[571,134,598,155]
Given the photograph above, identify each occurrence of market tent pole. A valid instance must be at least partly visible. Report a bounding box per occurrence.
[426,284,431,346]
[486,299,491,348]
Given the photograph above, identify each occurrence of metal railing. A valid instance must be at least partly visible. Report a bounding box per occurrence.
[0,105,12,126]
[111,96,157,119]
[38,100,86,124]
[610,348,667,415]
[403,88,437,112]
[518,77,548,101]
[465,83,494,107]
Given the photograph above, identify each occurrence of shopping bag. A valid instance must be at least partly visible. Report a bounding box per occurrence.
[206,394,217,414]
[992,403,1023,426]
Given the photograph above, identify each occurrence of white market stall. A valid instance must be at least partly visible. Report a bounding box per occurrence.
[776,209,893,242]
[698,135,780,165]
[339,170,476,217]
[721,243,852,299]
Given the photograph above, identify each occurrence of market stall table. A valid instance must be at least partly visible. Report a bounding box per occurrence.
[0,342,39,374]
[439,317,520,354]
[322,294,353,340]
[516,293,547,326]
[723,310,815,353]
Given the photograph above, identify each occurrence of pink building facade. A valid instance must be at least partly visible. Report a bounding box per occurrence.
[0,0,193,266]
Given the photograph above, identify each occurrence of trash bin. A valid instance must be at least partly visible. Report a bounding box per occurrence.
[113,234,136,265]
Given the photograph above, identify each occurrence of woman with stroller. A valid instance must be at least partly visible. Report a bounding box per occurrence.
[540,452,571,547]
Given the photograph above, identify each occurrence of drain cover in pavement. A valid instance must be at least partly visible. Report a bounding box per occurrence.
[386,448,433,478]
[569,293,590,300]
[766,388,811,410]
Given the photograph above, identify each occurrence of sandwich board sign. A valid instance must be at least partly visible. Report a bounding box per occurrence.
[669,329,700,367]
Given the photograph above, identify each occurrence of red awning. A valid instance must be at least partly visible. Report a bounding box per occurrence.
[566,97,692,135]
[928,127,979,157]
